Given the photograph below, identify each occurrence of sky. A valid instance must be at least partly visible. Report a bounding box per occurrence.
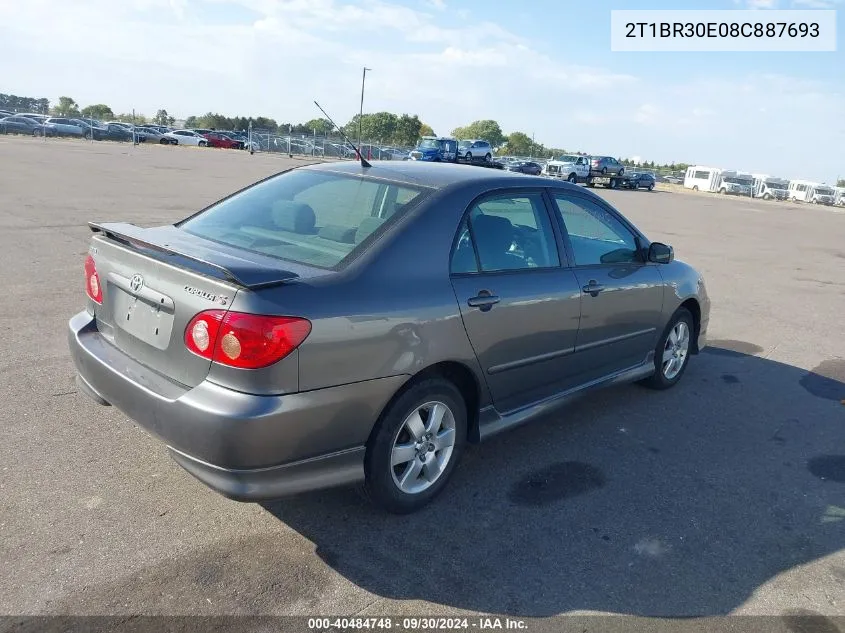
[1,0,843,182]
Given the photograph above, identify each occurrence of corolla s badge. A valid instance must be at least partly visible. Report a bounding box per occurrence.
[129,274,145,293]
[184,285,229,306]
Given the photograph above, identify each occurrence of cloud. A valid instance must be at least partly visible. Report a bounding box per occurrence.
[790,0,842,7]
[733,0,778,8]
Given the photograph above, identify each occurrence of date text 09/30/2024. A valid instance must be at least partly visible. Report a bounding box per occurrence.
[307,617,528,631]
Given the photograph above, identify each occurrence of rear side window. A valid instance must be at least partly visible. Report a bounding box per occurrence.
[179,169,427,270]
[450,191,560,273]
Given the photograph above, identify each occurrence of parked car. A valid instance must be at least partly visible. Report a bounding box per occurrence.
[505,160,543,176]
[106,121,134,131]
[102,123,134,142]
[458,139,493,163]
[43,117,91,138]
[76,118,110,140]
[203,131,244,149]
[163,129,208,146]
[590,156,625,176]
[0,115,54,137]
[135,127,171,144]
[69,160,710,514]
[626,171,656,191]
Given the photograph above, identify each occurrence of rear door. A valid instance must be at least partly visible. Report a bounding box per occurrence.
[549,190,665,380]
[450,188,583,413]
[89,235,240,388]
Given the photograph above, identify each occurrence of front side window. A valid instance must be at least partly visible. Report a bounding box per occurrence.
[552,193,640,266]
[179,169,427,270]
[450,191,560,274]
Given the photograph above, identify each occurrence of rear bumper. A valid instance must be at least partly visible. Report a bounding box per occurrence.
[68,311,406,501]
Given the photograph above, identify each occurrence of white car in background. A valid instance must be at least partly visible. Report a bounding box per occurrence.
[163,130,208,146]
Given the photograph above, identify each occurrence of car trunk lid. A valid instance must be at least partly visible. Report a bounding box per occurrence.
[87,222,319,388]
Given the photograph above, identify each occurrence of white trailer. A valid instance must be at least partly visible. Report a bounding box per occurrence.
[835,186,845,206]
[683,165,722,192]
[752,174,789,200]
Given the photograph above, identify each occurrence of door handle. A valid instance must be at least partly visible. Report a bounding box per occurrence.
[582,280,605,297]
[467,293,500,311]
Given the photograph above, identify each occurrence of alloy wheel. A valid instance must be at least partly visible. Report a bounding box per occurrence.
[390,401,457,494]
[662,321,690,380]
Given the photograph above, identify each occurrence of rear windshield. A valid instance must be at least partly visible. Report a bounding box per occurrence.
[178,169,428,269]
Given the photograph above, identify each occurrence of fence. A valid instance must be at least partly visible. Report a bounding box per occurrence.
[246,128,414,161]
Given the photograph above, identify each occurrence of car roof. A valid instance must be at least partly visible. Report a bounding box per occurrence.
[300,159,585,191]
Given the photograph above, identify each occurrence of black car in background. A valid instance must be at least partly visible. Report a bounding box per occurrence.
[505,160,543,176]
[0,115,54,137]
[627,171,657,191]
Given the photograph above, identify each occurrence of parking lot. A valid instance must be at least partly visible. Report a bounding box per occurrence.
[2,136,844,620]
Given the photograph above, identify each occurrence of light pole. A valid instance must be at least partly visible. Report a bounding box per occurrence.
[358,67,371,157]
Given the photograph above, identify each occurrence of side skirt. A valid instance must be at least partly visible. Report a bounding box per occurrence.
[476,358,656,442]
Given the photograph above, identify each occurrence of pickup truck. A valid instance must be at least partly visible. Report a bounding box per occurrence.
[542,154,590,183]
[408,136,459,163]
[543,154,631,188]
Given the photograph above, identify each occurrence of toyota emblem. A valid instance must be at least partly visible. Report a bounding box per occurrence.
[129,274,144,293]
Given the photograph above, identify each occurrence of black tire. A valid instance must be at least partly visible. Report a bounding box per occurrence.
[485,153,492,162]
[567,173,577,184]
[33,128,42,137]
[639,307,694,390]
[601,167,608,174]
[719,188,726,194]
[618,168,625,176]
[692,185,699,191]
[363,377,467,514]
[84,131,91,140]
[465,152,472,162]
[160,138,169,144]
[648,183,655,191]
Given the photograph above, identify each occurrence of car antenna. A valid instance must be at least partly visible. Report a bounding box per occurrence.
[313,100,371,168]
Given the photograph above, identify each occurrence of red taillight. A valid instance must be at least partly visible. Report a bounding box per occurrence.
[184,310,311,369]
[84,254,103,304]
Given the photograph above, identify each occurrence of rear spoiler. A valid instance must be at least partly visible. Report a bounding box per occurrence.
[89,222,301,289]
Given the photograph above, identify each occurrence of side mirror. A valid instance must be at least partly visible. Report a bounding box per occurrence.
[648,242,674,264]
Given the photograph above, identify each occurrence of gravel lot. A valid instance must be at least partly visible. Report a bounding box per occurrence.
[1,136,844,620]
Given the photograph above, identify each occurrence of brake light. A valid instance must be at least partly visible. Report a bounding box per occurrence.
[184,310,311,369]
[84,254,102,304]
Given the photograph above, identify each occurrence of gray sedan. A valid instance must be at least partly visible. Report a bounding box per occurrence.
[68,160,710,514]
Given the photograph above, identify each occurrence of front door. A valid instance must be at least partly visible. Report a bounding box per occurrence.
[450,189,583,413]
[549,190,665,381]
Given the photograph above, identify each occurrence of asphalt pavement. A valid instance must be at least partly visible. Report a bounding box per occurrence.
[1,137,844,621]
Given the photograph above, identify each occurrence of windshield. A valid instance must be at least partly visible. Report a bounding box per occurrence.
[815,187,834,195]
[179,169,428,270]
[722,177,752,185]
[765,180,787,190]
[557,155,580,163]
[458,141,470,148]
[418,139,440,149]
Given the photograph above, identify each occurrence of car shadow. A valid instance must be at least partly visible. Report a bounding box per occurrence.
[261,342,845,617]
[43,343,845,618]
